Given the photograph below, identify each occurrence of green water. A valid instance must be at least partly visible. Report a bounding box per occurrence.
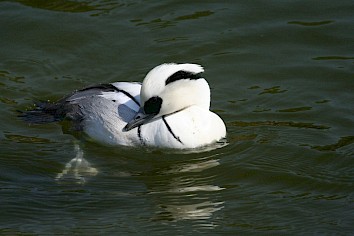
[1,0,353,234]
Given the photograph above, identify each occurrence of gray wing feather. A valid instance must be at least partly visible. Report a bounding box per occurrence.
[19,83,131,128]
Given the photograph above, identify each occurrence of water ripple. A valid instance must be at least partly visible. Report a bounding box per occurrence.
[288,20,334,26]
[230,120,330,130]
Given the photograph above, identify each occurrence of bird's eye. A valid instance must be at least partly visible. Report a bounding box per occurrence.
[144,96,163,115]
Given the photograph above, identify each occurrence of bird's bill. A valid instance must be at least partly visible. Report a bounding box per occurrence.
[123,108,155,131]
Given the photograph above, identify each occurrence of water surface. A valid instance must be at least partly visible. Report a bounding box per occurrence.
[1,0,353,234]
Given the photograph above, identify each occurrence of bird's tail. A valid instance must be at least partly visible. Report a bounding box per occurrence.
[18,101,65,124]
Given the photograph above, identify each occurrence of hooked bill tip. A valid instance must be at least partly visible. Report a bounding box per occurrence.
[123,124,130,132]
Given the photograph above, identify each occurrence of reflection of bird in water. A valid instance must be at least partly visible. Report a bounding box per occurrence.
[163,201,224,221]
[146,155,225,224]
[55,144,98,184]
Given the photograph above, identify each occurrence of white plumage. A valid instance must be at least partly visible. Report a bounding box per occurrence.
[23,63,227,149]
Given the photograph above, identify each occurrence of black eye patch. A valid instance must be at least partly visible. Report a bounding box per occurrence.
[144,96,163,115]
[165,70,202,85]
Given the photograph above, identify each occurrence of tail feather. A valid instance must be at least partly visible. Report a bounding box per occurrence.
[18,101,65,124]
[19,83,112,125]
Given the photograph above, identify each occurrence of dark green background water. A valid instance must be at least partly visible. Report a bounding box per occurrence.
[1,0,353,234]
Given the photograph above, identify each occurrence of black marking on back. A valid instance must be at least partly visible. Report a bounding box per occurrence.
[80,84,140,106]
[162,115,183,144]
[165,70,203,85]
